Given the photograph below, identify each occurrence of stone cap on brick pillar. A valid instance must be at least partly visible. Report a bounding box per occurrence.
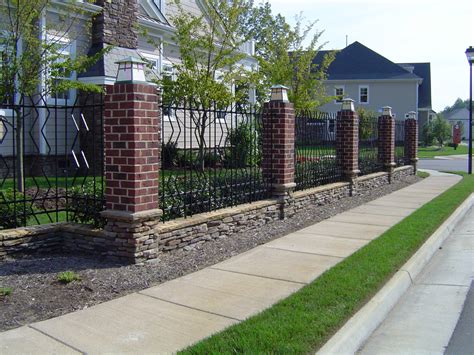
[406,111,417,120]
[341,98,355,112]
[270,85,289,102]
[382,106,392,117]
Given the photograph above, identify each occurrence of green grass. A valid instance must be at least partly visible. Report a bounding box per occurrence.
[0,287,13,297]
[417,171,430,179]
[181,172,474,354]
[57,271,81,284]
[418,145,468,158]
[1,176,103,190]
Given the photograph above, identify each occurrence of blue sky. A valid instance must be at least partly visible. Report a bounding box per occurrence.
[267,0,474,112]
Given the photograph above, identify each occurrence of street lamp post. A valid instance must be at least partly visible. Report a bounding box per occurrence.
[466,46,474,174]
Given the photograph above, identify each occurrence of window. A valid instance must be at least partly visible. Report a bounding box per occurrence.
[46,35,76,103]
[161,61,175,120]
[140,52,160,81]
[334,86,344,103]
[0,46,13,106]
[359,85,369,104]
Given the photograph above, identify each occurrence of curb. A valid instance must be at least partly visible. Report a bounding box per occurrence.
[317,192,474,355]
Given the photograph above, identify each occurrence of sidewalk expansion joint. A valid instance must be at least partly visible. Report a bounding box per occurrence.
[400,269,414,284]
[137,293,242,321]
[28,325,86,354]
[263,245,345,259]
[413,282,470,288]
[347,210,410,218]
[324,220,389,228]
[209,267,308,285]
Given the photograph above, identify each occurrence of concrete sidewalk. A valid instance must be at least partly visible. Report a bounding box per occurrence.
[0,173,461,354]
[358,201,474,354]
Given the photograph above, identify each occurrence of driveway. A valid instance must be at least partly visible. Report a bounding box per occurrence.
[419,155,472,172]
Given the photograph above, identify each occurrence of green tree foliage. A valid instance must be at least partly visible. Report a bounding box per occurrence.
[431,114,452,147]
[356,107,377,140]
[158,0,256,108]
[240,1,334,110]
[0,0,106,191]
[0,0,105,102]
[421,121,435,147]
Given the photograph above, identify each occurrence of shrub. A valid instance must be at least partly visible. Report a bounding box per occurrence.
[421,121,435,146]
[431,114,451,147]
[68,181,105,228]
[0,189,36,229]
[0,287,13,296]
[356,107,377,141]
[224,122,261,168]
[58,271,81,284]
[162,140,179,169]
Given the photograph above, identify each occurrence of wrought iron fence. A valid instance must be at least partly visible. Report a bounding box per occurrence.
[358,117,383,175]
[159,102,271,222]
[395,120,405,166]
[294,111,342,190]
[0,93,104,230]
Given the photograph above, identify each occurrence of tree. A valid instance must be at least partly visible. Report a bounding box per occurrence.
[421,121,435,147]
[356,107,377,141]
[153,0,257,171]
[442,98,471,115]
[0,0,105,191]
[240,1,334,110]
[431,114,451,147]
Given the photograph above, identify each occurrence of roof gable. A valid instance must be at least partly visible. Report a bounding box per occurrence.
[139,0,170,26]
[314,41,420,81]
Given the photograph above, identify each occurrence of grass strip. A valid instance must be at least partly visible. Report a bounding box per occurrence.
[418,145,468,158]
[181,173,473,354]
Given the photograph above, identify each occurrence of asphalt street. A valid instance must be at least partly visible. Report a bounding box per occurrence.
[418,156,472,172]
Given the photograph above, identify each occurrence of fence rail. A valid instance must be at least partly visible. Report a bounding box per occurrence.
[159,102,271,222]
[395,120,406,166]
[0,93,104,230]
[294,111,343,190]
[359,118,383,175]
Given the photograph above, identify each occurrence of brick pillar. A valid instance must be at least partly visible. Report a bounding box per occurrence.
[378,107,395,182]
[336,99,359,192]
[101,80,162,263]
[405,117,418,173]
[262,86,296,218]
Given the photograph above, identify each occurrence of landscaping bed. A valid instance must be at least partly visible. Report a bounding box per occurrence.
[0,175,420,332]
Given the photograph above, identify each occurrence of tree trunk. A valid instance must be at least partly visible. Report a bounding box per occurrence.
[15,108,24,193]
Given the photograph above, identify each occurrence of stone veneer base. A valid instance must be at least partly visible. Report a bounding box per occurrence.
[0,166,414,263]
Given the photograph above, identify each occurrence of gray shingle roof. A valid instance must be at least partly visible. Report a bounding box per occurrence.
[313,41,421,81]
[79,45,142,79]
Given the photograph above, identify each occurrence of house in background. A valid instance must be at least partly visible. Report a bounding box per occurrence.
[445,108,470,140]
[314,42,434,136]
[397,62,436,130]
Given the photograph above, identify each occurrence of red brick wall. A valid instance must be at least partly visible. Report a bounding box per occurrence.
[262,101,295,188]
[405,118,418,163]
[336,110,359,176]
[104,84,160,213]
[378,115,395,167]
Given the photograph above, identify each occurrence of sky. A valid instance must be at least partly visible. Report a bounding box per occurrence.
[267,0,474,112]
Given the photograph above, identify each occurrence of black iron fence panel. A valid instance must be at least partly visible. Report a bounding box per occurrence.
[294,111,343,190]
[358,118,382,175]
[160,102,271,222]
[395,120,406,166]
[0,93,105,230]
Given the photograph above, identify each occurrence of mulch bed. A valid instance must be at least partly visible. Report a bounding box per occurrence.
[0,175,420,332]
